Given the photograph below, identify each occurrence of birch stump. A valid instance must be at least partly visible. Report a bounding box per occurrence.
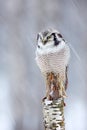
[35,29,70,130]
[42,72,66,130]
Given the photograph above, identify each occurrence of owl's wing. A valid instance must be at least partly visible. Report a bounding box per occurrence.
[65,66,68,90]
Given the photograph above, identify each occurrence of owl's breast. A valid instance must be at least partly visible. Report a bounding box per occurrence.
[36,45,70,77]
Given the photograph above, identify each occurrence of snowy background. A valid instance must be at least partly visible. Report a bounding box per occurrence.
[0,0,87,130]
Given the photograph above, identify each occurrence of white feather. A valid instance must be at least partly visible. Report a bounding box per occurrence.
[36,40,66,55]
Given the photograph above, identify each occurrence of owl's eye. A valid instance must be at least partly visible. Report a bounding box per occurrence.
[47,35,51,39]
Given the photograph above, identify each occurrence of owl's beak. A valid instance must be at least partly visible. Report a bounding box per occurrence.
[42,39,47,45]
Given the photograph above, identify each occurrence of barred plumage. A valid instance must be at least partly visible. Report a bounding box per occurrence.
[36,29,70,99]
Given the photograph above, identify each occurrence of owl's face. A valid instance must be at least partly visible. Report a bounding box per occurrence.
[36,29,66,53]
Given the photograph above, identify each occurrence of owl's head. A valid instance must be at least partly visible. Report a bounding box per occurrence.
[36,28,66,53]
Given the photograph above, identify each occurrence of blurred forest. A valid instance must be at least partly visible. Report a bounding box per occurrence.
[0,0,87,130]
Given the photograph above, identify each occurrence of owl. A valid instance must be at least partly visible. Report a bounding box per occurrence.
[36,28,70,99]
